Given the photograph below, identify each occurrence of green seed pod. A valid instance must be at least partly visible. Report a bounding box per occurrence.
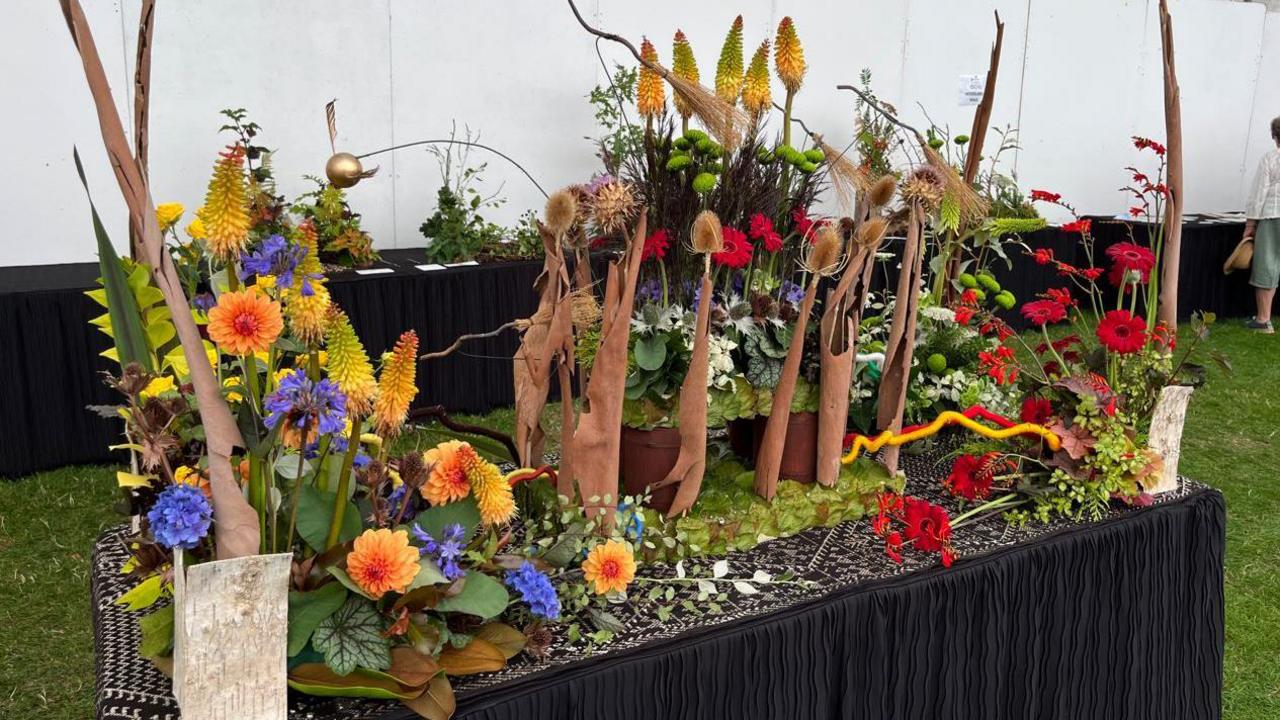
[994,291,1016,310]
[971,288,987,303]
[803,148,825,163]
[977,273,1001,293]
[928,137,945,150]
[927,353,948,374]
[797,160,818,174]
[673,137,691,151]
[776,144,800,164]
[684,128,709,144]
[666,154,694,172]
[953,134,970,145]
[692,172,717,194]
[756,147,775,165]
[958,273,978,289]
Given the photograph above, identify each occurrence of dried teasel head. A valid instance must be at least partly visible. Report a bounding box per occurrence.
[571,288,602,330]
[544,189,578,237]
[691,210,724,255]
[591,179,638,235]
[856,216,889,249]
[868,174,897,209]
[397,451,428,493]
[804,225,843,277]
[899,165,945,209]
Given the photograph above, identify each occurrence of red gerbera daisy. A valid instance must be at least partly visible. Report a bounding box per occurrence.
[712,226,752,268]
[1096,309,1148,354]
[944,454,993,501]
[748,212,783,253]
[1105,242,1156,288]
[1020,299,1067,326]
[1020,396,1054,425]
[902,498,951,553]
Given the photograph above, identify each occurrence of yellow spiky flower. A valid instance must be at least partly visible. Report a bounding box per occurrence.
[465,452,515,526]
[671,30,700,122]
[283,220,331,345]
[202,146,251,260]
[774,17,806,93]
[373,330,419,438]
[637,37,666,119]
[715,16,744,104]
[324,308,377,416]
[742,40,772,118]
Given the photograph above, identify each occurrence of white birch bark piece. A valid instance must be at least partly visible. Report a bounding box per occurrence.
[1146,384,1194,494]
[173,550,293,720]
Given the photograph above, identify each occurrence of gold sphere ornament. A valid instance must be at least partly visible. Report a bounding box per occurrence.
[325,152,364,189]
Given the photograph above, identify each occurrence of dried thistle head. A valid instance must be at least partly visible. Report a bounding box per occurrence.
[856,216,889,249]
[899,165,945,209]
[868,174,897,208]
[591,180,638,235]
[398,451,427,492]
[805,225,843,277]
[571,288,602,330]
[691,210,724,255]
[544,189,578,237]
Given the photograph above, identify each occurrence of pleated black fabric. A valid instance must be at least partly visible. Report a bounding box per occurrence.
[423,489,1224,720]
[0,222,1249,477]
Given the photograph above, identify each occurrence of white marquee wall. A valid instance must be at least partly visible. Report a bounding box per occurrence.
[4,0,1278,267]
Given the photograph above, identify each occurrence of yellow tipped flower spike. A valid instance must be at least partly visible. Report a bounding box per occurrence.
[841,410,1062,465]
[283,221,331,345]
[742,40,772,119]
[465,453,515,526]
[671,30,700,122]
[774,17,806,93]
[373,330,419,438]
[637,37,666,119]
[715,15,744,104]
[324,308,377,416]
[202,146,251,260]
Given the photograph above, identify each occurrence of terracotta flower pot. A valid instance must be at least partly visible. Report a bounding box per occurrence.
[753,411,818,484]
[620,426,682,512]
[726,417,755,459]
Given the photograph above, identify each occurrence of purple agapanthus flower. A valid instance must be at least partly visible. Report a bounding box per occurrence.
[636,278,662,304]
[239,234,318,294]
[263,370,348,436]
[326,433,372,469]
[191,292,217,312]
[147,484,213,549]
[412,522,466,580]
[779,280,806,305]
[505,561,560,619]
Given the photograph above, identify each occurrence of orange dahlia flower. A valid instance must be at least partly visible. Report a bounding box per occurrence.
[421,440,475,506]
[582,539,636,595]
[207,289,283,356]
[346,528,420,599]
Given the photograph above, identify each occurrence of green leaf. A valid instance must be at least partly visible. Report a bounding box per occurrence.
[297,486,362,552]
[288,583,349,656]
[311,597,392,676]
[433,571,509,619]
[115,574,167,612]
[473,622,527,660]
[633,335,667,371]
[137,604,174,659]
[75,148,152,370]
[326,566,374,600]
[408,557,449,589]
[412,496,480,545]
[288,663,417,699]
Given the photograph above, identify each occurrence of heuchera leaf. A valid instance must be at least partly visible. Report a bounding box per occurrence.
[311,597,392,676]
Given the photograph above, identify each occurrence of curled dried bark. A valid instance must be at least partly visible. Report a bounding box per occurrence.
[1156,0,1183,336]
[754,283,818,500]
[875,203,926,476]
[513,222,571,465]
[655,273,712,516]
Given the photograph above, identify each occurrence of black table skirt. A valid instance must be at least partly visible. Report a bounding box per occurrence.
[0,221,1249,478]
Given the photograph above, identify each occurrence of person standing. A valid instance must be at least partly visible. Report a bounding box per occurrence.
[1243,116,1280,333]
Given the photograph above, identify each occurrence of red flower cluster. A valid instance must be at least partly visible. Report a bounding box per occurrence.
[748,213,782,253]
[871,493,956,567]
[1096,309,1148,354]
[641,228,670,262]
[978,345,1019,384]
[1044,287,1075,307]
[791,206,826,242]
[1151,321,1176,350]
[1105,241,1156,289]
[1020,299,1067,326]
[1061,218,1092,235]
[954,305,975,325]
[1029,189,1062,203]
[1020,396,1054,425]
[712,226,753,268]
[979,316,1014,342]
[944,452,1008,501]
[1031,248,1055,265]
[1132,136,1167,156]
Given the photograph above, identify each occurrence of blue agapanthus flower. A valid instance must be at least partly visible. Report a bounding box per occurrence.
[191,292,217,313]
[147,484,213,550]
[617,501,645,542]
[327,433,371,469]
[636,278,662,304]
[779,280,806,305]
[239,234,318,294]
[263,370,348,436]
[505,561,560,619]
[412,522,466,580]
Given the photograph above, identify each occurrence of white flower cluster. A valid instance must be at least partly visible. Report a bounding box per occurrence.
[706,334,738,390]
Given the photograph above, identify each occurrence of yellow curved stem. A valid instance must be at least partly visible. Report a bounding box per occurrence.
[840,411,1061,465]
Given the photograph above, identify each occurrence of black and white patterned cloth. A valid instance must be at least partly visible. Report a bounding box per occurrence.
[91,439,1202,720]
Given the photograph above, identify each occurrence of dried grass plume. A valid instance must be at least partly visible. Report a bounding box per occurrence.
[544,189,578,237]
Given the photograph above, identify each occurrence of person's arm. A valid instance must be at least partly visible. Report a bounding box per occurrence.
[1245,218,1257,241]
[1245,153,1271,223]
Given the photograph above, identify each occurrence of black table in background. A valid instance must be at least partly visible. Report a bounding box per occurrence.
[0,220,1251,477]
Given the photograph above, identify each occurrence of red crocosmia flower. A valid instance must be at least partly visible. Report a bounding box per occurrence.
[1080,267,1104,281]
[641,228,670,262]
[884,531,904,564]
[960,288,979,305]
[1132,171,1150,185]
[1061,218,1092,235]
[1055,262,1078,277]
[902,498,952,553]
[1096,309,1148,354]
[945,454,993,501]
[712,226,753,268]
[1133,136,1167,156]
[1021,299,1067,326]
[1029,189,1062,203]
[1045,287,1075,307]
[1129,206,1146,218]
[791,206,825,242]
[941,547,956,568]
[1031,248,1055,265]
[1021,396,1054,425]
[954,306,974,326]
[1152,321,1177,349]
[748,213,783,253]
[1151,183,1169,196]
[872,514,891,535]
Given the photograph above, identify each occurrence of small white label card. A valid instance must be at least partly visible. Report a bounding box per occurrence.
[445,260,480,267]
[957,74,984,106]
[415,264,447,272]
[354,267,394,275]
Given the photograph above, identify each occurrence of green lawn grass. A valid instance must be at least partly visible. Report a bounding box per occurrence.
[1,326,1275,719]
